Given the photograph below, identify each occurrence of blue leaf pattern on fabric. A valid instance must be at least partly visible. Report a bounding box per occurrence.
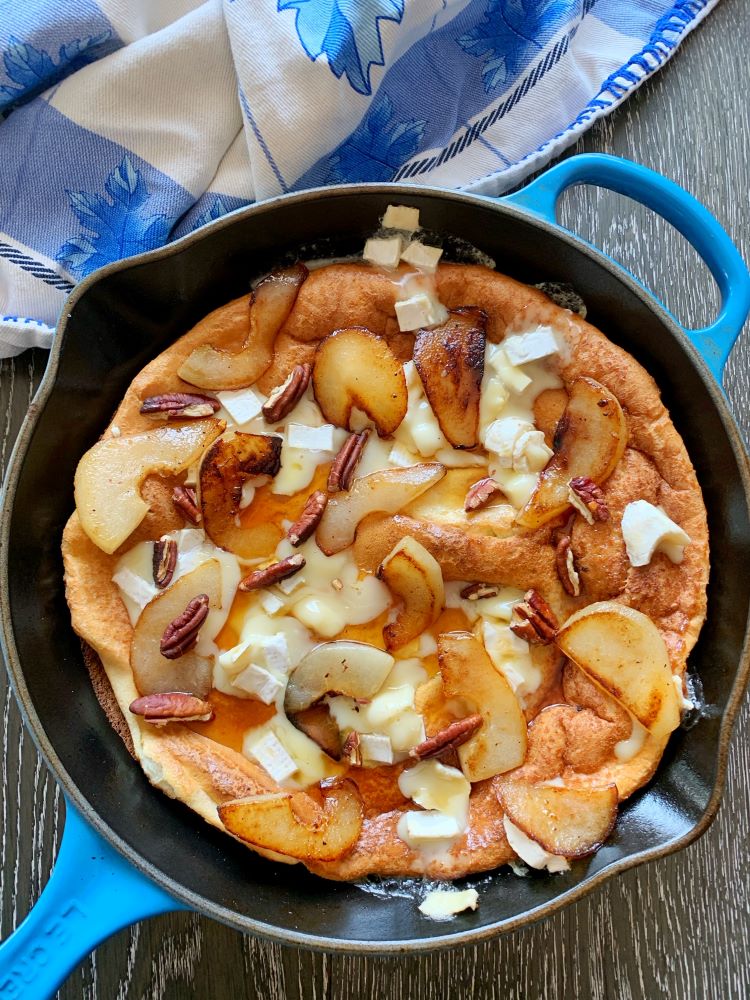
[0,31,114,109]
[57,156,175,277]
[278,0,404,95]
[325,94,425,182]
[458,0,577,92]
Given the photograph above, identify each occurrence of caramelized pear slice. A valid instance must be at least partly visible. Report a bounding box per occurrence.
[556,601,680,738]
[288,703,343,760]
[75,420,223,554]
[413,308,486,448]
[378,536,444,650]
[316,463,445,555]
[130,559,222,698]
[438,631,526,781]
[312,327,407,436]
[178,264,308,390]
[285,641,394,714]
[497,780,618,857]
[516,377,627,529]
[219,780,363,861]
[199,432,282,556]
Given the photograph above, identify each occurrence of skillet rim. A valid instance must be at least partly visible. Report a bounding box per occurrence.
[2,181,750,953]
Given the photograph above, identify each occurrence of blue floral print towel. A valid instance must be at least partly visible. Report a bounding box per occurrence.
[0,0,716,358]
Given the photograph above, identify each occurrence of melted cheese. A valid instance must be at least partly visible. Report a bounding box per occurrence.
[614,716,648,762]
[503,816,570,873]
[243,714,339,789]
[398,760,470,825]
[481,619,541,704]
[419,888,478,919]
[395,360,449,458]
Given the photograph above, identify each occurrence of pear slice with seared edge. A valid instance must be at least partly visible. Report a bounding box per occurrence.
[516,377,627,529]
[378,536,444,650]
[179,263,308,390]
[285,641,394,714]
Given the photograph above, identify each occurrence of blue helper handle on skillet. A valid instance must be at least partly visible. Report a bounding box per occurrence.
[503,153,750,384]
[0,800,184,999]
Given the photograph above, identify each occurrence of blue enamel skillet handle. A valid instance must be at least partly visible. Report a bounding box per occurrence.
[0,799,185,998]
[503,153,750,385]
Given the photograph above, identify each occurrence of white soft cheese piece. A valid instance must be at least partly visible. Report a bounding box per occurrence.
[216,387,265,425]
[419,888,479,919]
[286,422,336,452]
[395,292,449,332]
[383,204,420,230]
[503,327,561,366]
[218,639,254,675]
[486,343,532,394]
[482,619,541,704]
[364,236,403,269]
[248,731,298,783]
[614,716,648,761]
[395,360,449,458]
[111,566,158,613]
[389,711,426,753]
[367,685,416,727]
[260,591,285,616]
[484,418,551,473]
[621,500,691,567]
[389,441,422,468]
[400,241,443,271]
[673,673,695,711]
[233,663,284,704]
[401,811,461,843]
[359,733,394,764]
[503,816,571,872]
[261,633,291,673]
[398,761,470,824]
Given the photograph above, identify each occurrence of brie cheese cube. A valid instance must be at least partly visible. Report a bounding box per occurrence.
[367,685,415,727]
[248,731,298,782]
[419,888,479,919]
[398,760,470,820]
[484,417,532,468]
[286,423,336,452]
[359,733,394,764]
[277,572,306,595]
[259,591,285,616]
[112,566,157,615]
[383,204,420,231]
[400,241,443,271]
[363,236,403,269]
[261,633,291,673]
[485,343,531,393]
[512,429,553,474]
[233,663,284,704]
[402,810,461,842]
[621,500,691,567]
[395,293,449,332]
[503,816,570,872]
[217,387,265,425]
[388,710,426,753]
[502,327,561,366]
[218,639,253,675]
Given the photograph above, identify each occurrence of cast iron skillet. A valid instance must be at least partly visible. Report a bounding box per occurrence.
[1,154,750,998]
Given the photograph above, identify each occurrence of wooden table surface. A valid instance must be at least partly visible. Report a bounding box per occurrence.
[2,2,750,996]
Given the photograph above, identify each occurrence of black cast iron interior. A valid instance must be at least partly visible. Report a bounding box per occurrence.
[4,186,750,950]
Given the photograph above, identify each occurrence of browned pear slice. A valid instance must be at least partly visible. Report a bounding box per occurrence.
[288,703,343,760]
[497,780,618,857]
[316,463,445,555]
[413,308,487,448]
[75,419,223,554]
[178,263,308,390]
[556,601,681,738]
[218,780,363,861]
[312,327,408,436]
[130,559,222,698]
[378,536,444,650]
[199,432,282,556]
[438,631,527,781]
[285,641,394,714]
[516,377,627,529]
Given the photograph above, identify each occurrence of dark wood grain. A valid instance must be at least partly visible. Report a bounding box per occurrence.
[2,1,749,995]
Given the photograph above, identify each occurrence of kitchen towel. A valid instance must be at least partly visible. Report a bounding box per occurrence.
[0,0,717,358]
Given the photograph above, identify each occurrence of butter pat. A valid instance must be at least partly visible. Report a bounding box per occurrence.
[248,732,298,783]
[233,663,284,704]
[383,204,420,230]
[621,500,691,567]
[503,816,570,873]
[502,327,561,366]
[400,241,443,271]
[364,236,403,269]
[286,423,336,452]
[359,733,394,764]
[395,293,448,332]
[217,387,265,425]
[419,888,479,919]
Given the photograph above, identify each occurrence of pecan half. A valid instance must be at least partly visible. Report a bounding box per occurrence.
[569,476,609,522]
[140,392,220,419]
[239,553,306,591]
[262,364,312,423]
[129,692,213,725]
[410,714,483,760]
[342,731,363,767]
[464,477,503,512]
[460,582,500,601]
[287,491,328,546]
[328,430,369,492]
[510,589,559,644]
[160,593,210,659]
[172,485,202,524]
[555,536,581,597]
[152,535,178,589]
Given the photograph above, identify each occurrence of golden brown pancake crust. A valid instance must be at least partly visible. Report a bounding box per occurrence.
[62,262,708,880]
